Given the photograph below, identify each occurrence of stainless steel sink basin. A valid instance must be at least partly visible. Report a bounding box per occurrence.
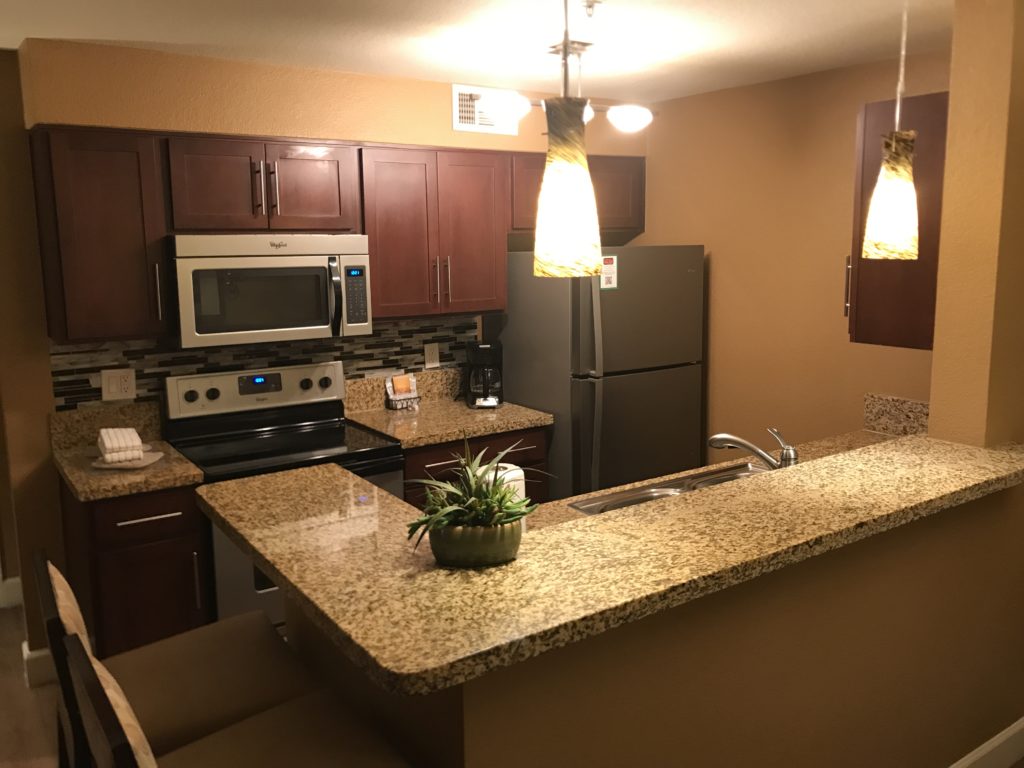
[568,463,770,515]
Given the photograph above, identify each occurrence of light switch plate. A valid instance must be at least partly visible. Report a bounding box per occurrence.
[101,368,136,401]
[424,342,440,369]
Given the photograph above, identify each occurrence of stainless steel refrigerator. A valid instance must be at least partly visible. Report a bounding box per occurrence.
[501,246,705,500]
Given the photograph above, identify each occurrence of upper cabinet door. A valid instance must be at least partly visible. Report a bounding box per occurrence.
[362,148,440,317]
[510,152,646,239]
[265,143,362,231]
[437,151,509,314]
[588,155,646,231]
[168,138,268,230]
[849,91,949,350]
[46,129,168,341]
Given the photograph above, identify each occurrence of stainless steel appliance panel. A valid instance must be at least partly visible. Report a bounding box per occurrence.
[573,364,703,493]
[573,246,704,376]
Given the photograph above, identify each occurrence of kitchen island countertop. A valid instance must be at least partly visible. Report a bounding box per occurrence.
[197,432,1024,695]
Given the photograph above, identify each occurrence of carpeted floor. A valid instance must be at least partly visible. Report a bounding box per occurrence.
[0,607,58,768]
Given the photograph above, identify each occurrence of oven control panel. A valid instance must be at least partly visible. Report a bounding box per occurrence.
[166,361,345,419]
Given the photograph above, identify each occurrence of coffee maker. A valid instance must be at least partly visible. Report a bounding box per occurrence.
[464,341,503,409]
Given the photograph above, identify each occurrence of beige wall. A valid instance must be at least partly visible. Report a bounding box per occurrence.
[17,39,644,156]
[929,0,1024,447]
[639,53,950,452]
[0,49,61,644]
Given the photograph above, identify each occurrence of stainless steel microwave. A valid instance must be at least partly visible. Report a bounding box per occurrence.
[174,234,372,349]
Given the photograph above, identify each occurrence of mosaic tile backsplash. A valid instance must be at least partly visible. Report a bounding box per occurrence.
[51,316,478,411]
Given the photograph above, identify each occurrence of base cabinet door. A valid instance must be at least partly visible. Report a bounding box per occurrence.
[168,137,269,230]
[61,482,214,657]
[437,152,509,313]
[38,128,168,341]
[266,143,362,231]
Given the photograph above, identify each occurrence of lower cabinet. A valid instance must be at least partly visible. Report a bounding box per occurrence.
[60,483,214,657]
[403,427,550,509]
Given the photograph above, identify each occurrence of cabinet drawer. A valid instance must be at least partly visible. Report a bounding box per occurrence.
[92,487,201,549]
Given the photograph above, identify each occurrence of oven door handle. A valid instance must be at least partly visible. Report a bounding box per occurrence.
[329,257,343,336]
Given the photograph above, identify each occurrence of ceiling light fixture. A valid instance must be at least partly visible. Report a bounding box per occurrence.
[861,1,919,261]
[533,0,603,277]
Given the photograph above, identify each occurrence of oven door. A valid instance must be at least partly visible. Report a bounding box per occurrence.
[177,255,340,348]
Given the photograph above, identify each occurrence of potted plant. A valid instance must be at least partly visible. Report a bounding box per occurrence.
[407,444,538,568]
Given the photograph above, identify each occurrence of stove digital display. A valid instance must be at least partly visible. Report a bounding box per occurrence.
[238,373,283,396]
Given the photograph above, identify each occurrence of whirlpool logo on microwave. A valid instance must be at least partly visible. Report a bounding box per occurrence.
[269,241,288,249]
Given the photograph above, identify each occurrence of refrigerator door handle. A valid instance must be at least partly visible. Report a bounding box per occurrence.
[591,278,604,377]
[590,378,604,491]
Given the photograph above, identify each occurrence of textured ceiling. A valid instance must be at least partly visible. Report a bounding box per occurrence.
[3,0,954,102]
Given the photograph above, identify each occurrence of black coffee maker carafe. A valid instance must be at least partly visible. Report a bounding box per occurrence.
[464,341,503,409]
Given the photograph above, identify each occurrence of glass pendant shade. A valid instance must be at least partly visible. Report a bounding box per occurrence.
[862,130,919,260]
[533,97,602,277]
[606,104,654,133]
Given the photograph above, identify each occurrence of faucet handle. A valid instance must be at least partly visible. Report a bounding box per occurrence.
[767,427,799,467]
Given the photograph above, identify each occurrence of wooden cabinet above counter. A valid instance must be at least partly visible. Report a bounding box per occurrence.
[30,124,647,341]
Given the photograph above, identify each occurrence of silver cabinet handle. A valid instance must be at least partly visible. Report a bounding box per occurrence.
[154,263,163,321]
[273,161,281,211]
[445,259,452,301]
[433,261,441,304]
[843,253,852,318]
[192,551,202,611]
[252,160,267,214]
[115,511,183,528]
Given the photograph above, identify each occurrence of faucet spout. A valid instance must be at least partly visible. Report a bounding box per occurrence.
[708,427,799,471]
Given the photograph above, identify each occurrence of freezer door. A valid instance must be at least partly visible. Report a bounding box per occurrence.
[572,364,704,494]
[574,246,704,375]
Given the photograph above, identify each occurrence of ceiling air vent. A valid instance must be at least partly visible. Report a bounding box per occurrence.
[451,84,527,136]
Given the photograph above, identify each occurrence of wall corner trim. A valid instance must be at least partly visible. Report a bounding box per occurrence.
[21,640,55,688]
[0,576,22,608]
[949,715,1024,768]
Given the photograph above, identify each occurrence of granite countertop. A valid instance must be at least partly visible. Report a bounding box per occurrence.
[54,441,203,502]
[348,399,554,449]
[197,431,1024,696]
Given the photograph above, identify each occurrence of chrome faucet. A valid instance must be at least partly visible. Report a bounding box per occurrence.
[707,427,799,470]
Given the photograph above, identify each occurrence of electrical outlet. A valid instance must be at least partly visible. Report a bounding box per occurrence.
[424,342,440,369]
[101,368,136,401]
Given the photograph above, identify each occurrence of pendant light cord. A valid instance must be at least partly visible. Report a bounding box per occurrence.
[561,0,570,98]
[894,0,909,131]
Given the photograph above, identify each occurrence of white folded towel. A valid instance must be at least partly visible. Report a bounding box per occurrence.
[97,428,144,464]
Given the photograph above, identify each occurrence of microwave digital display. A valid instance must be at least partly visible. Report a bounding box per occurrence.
[347,267,364,277]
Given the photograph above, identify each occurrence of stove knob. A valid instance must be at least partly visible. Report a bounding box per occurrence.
[183,389,199,403]
[300,378,314,391]
[318,376,333,390]
[206,387,221,401]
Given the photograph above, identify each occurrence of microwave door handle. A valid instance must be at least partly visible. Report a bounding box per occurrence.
[329,257,343,336]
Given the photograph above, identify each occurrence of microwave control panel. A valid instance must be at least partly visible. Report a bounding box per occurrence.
[344,266,369,325]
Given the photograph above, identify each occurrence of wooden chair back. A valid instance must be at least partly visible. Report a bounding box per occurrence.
[33,552,90,768]
[63,632,139,768]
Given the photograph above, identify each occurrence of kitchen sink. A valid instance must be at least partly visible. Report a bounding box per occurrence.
[568,463,770,515]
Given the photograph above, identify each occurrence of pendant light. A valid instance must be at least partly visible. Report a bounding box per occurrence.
[533,0,603,277]
[861,2,919,261]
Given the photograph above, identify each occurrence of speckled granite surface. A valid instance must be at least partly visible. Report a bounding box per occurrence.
[348,400,554,449]
[197,433,1024,696]
[51,401,163,450]
[865,393,930,435]
[343,369,462,412]
[55,441,203,502]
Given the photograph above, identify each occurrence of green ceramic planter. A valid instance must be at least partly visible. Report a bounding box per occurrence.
[428,521,523,568]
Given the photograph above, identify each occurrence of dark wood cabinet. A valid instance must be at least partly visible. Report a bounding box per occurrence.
[362,147,440,317]
[265,143,361,231]
[168,137,268,230]
[849,91,949,349]
[437,151,509,313]
[61,483,214,657]
[364,148,509,318]
[33,128,169,342]
[403,427,550,509]
[511,153,646,243]
[168,138,362,232]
